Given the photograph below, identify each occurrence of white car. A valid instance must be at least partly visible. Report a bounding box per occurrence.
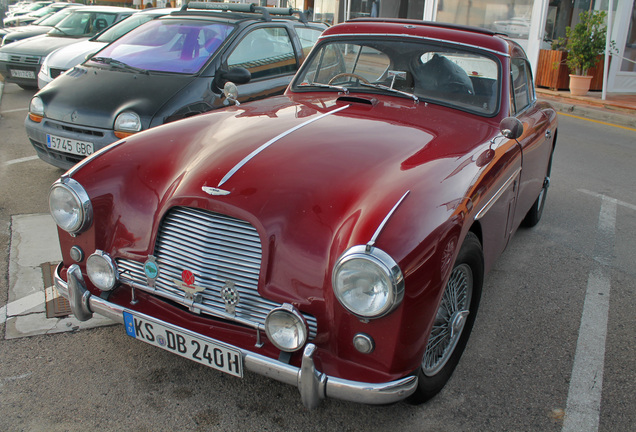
[38,8,174,89]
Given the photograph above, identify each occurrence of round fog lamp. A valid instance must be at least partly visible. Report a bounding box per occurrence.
[353,333,375,354]
[265,304,308,352]
[86,250,117,291]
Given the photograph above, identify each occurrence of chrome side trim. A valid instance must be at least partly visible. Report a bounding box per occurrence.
[474,168,521,220]
[217,104,350,187]
[319,32,510,57]
[367,190,410,250]
[54,263,417,408]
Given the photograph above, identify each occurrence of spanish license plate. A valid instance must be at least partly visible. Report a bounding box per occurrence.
[46,134,94,156]
[123,310,243,378]
[10,69,35,79]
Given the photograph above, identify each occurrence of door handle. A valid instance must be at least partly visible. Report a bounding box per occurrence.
[545,129,552,139]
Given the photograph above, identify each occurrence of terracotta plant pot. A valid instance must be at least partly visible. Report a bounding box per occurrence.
[568,74,593,96]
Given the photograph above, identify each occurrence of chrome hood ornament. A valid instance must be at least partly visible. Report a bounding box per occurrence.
[202,186,230,196]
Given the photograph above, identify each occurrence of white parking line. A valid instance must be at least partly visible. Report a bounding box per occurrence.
[4,155,39,166]
[563,195,617,432]
[0,107,29,114]
[579,188,636,211]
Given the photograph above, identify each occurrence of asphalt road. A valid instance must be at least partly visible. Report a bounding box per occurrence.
[1,82,634,431]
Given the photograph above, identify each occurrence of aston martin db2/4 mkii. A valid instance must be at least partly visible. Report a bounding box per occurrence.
[50,18,557,408]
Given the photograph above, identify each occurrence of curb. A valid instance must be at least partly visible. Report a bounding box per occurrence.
[540,98,636,129]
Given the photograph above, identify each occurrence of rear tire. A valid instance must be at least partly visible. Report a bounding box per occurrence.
[407,232,484,404]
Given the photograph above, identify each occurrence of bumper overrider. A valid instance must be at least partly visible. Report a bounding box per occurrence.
[55,263,418,409]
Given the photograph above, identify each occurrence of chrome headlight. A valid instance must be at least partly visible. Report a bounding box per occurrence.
[49,178,92,234]
[86,250,117,291]
[29,96,44,116]
[114,111,141,133]
[332,245,404,318]
[265,304,308,352]
[0,52,11,61]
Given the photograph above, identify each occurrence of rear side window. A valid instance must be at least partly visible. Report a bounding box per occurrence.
[510,58,534,114]
[228,27,297,79]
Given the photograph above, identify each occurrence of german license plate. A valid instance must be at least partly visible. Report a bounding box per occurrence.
[10,69,35,79]
[46,134,94,156]
[123,310,243,378]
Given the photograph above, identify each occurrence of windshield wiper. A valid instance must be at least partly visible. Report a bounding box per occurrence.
[360,82,419,102]
[52,25,70,36]
[90,57,148,74]
[300,82,349,94]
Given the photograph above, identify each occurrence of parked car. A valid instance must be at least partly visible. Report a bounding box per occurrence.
[38,8,175,89]
[48,18,557,408]
[0,6,83,46]
[3,2,72,28]
[0,6,133,89]
[26,2,326,169]
[3,1,51,22]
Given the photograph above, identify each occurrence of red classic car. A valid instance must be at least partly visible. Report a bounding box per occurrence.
[51,18,557,408]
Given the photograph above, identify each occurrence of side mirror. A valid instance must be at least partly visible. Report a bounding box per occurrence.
[212,67,251,93]
[223,82,240,106]
[499,117,524,140]
[221,67,251,85]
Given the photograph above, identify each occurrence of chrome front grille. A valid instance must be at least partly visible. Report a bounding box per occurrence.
[117,207,317,338]
[9,54,40,64]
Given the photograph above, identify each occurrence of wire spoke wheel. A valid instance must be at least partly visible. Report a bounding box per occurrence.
[422,263,473,376]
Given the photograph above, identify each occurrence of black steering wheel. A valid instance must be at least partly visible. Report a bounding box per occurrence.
[328,73,370,85]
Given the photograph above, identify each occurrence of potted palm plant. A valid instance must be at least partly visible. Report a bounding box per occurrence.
[564,10,610,96]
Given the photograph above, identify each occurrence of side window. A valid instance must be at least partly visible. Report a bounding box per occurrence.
[510,58,534,114]
[228,27,297,80]
[295,27,323,59]
[90,13,117,35]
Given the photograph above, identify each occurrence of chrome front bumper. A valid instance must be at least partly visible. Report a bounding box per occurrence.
[55,263,418,409]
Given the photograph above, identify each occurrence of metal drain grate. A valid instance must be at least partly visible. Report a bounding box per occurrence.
[42,262,71,318]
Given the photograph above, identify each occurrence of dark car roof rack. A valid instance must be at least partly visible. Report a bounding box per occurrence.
[180,1,308,23]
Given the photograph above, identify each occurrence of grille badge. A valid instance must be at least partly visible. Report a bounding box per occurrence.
[221,280,240,315]
[174,269,205,300]
[143,255,159,287]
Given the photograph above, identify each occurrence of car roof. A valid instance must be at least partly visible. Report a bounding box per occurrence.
[323,18,511,57]
[67,6,134,14]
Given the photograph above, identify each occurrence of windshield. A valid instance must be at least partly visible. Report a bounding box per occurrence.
[48,10,122,37]
[29,5,59,19]
[95,13,161,43]
[91,19,234,74]
[294,39,501,115]
[35,7,74,26]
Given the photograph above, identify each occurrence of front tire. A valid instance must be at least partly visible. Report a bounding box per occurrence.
[521,177,549,227]
[407,232,484,404]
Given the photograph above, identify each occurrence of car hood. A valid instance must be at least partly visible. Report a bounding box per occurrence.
[45,39,105,70]
[39,66,195,128]
[72,94,497,299]
[1,34,88,56]
[0,25,50,38]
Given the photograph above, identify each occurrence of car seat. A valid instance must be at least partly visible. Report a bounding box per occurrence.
[94,18,108,32]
